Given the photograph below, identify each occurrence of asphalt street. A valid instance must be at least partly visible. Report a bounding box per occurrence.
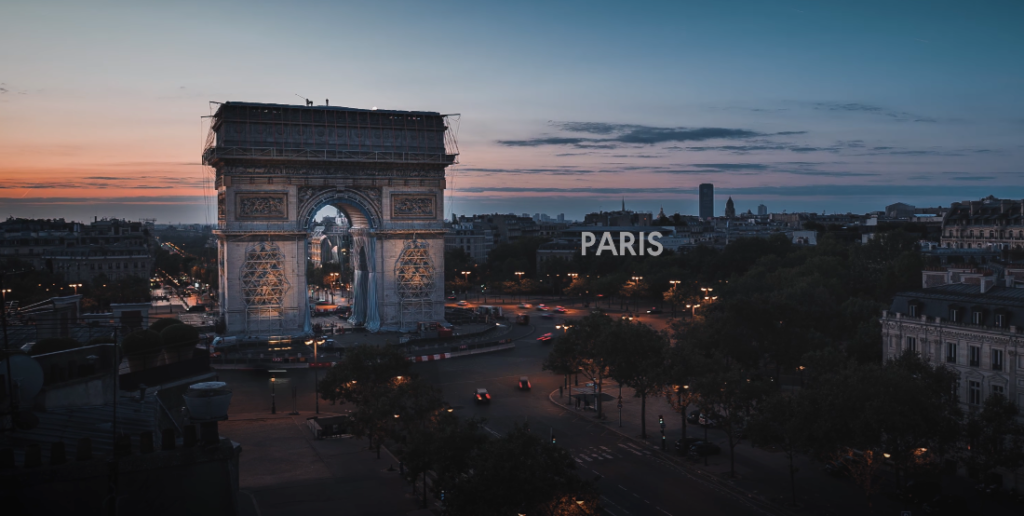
[412,302,771,516]
[216,300,774,515]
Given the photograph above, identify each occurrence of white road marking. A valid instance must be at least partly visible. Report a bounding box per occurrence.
[602,453,615,459]
[580,454,593,461]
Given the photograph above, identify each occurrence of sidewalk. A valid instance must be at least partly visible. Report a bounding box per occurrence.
[548,385,938,516]
[222,412,431,516]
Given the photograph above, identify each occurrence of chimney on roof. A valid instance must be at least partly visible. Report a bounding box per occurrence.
[326,99,329,106]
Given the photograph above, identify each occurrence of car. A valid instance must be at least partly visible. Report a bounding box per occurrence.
[923,494,975,515]
[590,308,604,314]
[553,306,568,313]
[537,304,548,311]
[536,333,553,343]
[457,300,468,306]
[688,441,721,456]
[474,388,491,404]
[823,457,853,477]
[540,312,554,319]
[646,307,663,314]
[698,413,718,427]
[447,295,458,300]
[518,376,532,390]
[518,303,532,309]
[674,438,702,455]
[686,412,701,425]
[186,304,207,313]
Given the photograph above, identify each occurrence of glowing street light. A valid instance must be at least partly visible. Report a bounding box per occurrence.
[70,283,83,294]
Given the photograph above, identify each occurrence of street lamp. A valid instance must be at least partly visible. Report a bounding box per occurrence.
[686,303,701,317]
[314,339,320,414]
[631,276,643,312]
[668,280,680,315]
[514,271,525,302]
[461,271,471,300]
[270,376,277,414]
[69,283,82,295]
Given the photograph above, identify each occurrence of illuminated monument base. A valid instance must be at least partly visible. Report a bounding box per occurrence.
[206,102,456,334]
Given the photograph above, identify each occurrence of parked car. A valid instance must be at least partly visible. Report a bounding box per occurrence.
[474,388,491,404]
[923,494,975,515]
[646,307,663,314]
[536,333,553,343]
[823,457,853,477]
[518,376,532,390]
[674,438,702,455]
[698,413,719,427]
[590,308,604,315]
[688,441,721,457]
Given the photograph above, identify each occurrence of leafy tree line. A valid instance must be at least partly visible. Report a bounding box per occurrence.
[546,309,1024,511]
[318,345,599,515]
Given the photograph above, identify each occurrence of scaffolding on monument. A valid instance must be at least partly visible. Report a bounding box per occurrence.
[240,241,289,334]
[395,238,436,330]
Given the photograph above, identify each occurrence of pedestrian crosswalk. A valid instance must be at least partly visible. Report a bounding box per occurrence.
[572,445,618,463]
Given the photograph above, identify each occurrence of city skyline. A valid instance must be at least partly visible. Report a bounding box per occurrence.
[2,0,1023,223]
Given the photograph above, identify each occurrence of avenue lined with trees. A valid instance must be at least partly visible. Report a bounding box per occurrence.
[317,344,599,515]
[523,228,1024,512]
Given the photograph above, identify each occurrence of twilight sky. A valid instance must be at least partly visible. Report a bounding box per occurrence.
[2,0,1023,223]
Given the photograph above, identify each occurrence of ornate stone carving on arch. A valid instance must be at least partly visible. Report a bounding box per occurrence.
[298,186,383,230]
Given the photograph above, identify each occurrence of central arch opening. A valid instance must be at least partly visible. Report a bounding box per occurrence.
[304,195,380,333]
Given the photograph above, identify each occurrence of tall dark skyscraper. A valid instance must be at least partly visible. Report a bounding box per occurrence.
[699,183,714,220]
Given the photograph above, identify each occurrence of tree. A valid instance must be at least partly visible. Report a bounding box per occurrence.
[561,313,615,419]
[693,362,769,477]
[747,393,813,507]
[664,341,701,442]
[317,344,413,458]
[390,379,445,508]
[445,424,597,516]
[606,320,669,439]
[959,393,1024,481]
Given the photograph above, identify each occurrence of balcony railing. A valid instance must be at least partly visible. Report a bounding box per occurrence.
[203,146,457,165]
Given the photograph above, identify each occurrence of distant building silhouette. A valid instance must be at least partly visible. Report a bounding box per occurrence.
[699,184,714,220]
[758,204,768,216]
[725,197,736,218]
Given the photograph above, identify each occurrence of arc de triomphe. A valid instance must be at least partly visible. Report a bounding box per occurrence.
[204,101,455,334]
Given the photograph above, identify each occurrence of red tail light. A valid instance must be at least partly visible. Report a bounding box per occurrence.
[476,394,482,399]
[485,394,491,399]
[527,382,532,388]
[519,382,523,388]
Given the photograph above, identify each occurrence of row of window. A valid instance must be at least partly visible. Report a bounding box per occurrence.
[948,229,1024,239]
[908,303,1010,328]
[966,380,1004,405]
[896,337,1008,371]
